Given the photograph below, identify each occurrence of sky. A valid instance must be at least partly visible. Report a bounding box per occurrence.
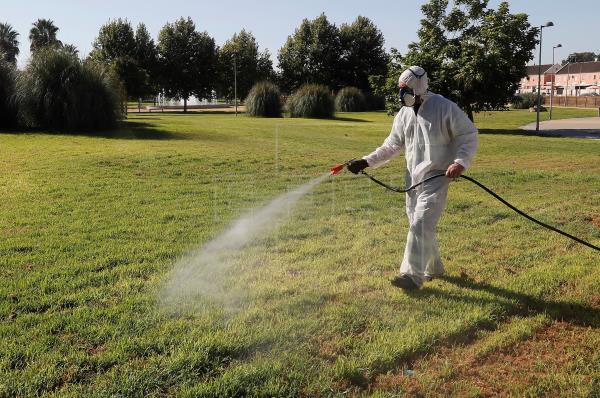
[3,0,599,69]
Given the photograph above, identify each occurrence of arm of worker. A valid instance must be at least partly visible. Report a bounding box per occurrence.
[362,113,405,169]
[447,103,478,177]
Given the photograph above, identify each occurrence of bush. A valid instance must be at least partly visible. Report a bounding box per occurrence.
[335,87,367,112]
[0,60,18,128]
[246,81,282,117]
[287,84,334,118]
[16,48,121,130]
[511,93,538,109]
[364,92,386,111]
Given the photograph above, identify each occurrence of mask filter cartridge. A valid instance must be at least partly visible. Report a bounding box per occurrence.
[399,87,416,107]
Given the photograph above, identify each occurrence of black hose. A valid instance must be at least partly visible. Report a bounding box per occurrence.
[360,171,447,193]
[359,171,600,252]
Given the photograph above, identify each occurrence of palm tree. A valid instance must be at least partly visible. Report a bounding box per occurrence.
[29,18,62,53]
[0,22,20,64]
[62,44,79,57]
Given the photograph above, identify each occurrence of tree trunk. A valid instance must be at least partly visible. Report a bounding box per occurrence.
[123,89,128,117]
[465,104,474,122]
[138,97,141,113]
[184,97,188,113]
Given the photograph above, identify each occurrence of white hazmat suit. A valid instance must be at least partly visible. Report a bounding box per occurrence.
[363,67,478,287]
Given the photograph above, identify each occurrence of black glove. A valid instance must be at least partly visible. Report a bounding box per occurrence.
[347,159,369,174]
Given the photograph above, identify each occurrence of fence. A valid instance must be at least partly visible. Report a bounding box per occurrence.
[542,96,600,108]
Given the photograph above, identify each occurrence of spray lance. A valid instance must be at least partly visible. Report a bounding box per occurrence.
[330,160,600,252]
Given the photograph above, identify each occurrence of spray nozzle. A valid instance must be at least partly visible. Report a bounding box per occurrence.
[330,163,346,175]
[330,159,355,176]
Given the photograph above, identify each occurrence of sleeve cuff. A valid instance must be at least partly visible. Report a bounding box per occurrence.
[454,158,469,169]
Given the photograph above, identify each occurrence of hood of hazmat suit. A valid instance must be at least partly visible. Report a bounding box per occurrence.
[361,69,478,287]
[399,66,429,96]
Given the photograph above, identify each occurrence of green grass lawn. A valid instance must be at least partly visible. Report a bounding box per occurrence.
[1,108,599,397]
[474,107,598,131]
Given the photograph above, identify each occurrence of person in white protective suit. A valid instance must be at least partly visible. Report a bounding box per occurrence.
[347,66,478,290]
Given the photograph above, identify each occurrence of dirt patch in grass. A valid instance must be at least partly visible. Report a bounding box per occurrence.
[312,334,348,362]
[587,214,600,229]
[373,321,599,397]
[589,295,600,309]
[1,226,30,237]
[86,343,108,357]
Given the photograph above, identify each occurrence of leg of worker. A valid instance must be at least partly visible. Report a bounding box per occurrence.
[424,178,449,278]
[400,177,449,286]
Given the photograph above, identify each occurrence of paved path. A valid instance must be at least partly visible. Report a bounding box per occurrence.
[521,117,600,139]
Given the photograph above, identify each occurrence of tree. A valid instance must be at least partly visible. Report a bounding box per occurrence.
[369,48,404,114]
[339,16,388,92]
[29,19,62,53]
[158,17,217,112]
[90,18,136,62]
[562,52,597,64]
[134,23,158,82]
[0,59,18,127]
[278,13,343,92]
[90,19,154,110]
[0,22,20,64]
[111,57,149,101]
[134,23,159,104]
[398,0,537,120]
[62,44,79,57]
[217,29,274,101]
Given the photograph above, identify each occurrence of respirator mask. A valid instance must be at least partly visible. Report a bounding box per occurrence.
[399,87,417,107]
[399,67,427,107]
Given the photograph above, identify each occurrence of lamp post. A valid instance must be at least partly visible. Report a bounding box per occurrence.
[550,43,562,120]
[597,50,600,95]
[567,55,578,98]
[566,56,572,98]
[536,21,554,132]
[575,58,583,95]
[233,54,238,116]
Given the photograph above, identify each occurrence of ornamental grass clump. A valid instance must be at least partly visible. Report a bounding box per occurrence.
[335,87,367,112]
[246,81,282,117]
[287,84,334,119]
[16,48,120,130]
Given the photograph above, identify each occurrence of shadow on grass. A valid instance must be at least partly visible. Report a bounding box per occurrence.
[333,116,372,123]
[130,110,242,116]
[339,275,600,388]
[0,121,188,140]
[113,121,189,140]
[479,128,580,139]
[125,116,162,121]
[416,275,600,327]
[75,120,190,140]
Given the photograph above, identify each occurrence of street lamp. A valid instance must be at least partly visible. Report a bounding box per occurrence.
[566,55,578,98]
[233,54,238,116]
[536,21,554,132]
[549,43,562,120]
